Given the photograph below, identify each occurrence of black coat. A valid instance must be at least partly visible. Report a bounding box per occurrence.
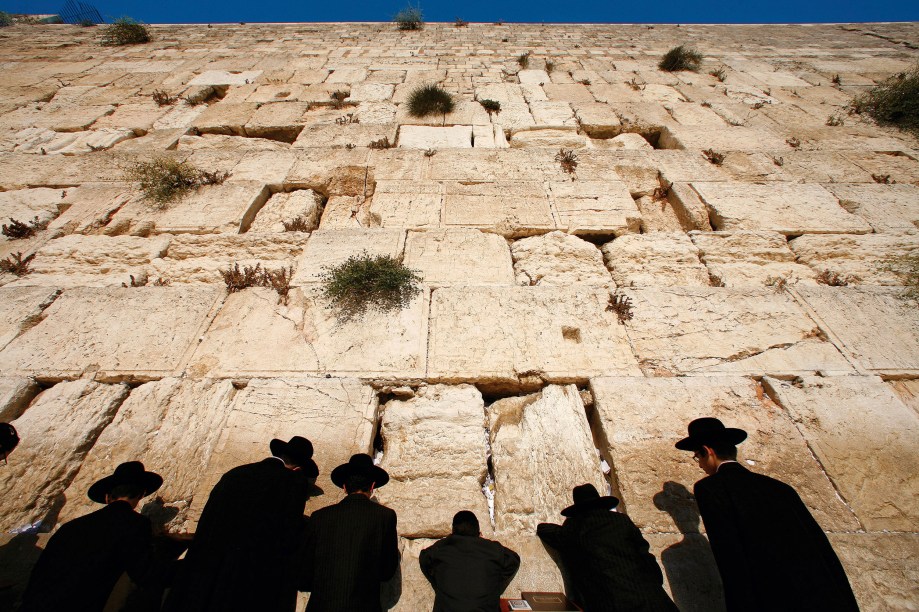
[163,458,310,612]
[537,510,678,612]
[419,534,520,612]
[19,501,153,612]
[300,493,399,612]
[694,462,858,612]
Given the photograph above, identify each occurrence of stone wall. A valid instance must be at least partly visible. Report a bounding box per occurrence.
[0,20,918,611]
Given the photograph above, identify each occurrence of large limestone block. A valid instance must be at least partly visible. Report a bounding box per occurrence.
[646,533,725,612]
[57,378,237,530]
[0,188,65,238]
[392,538,436,612]
[0,377,39,422]
[693,182,872,235]
[404,229,514,287]
[690,231,819,287]
[499,535,566,597]
[572,102,622,138]
[891,379,919,418]
[601,233,711,287]
[789,233,919,285]
[376,385,490,538]
[6,235,171,288]
[763,376,919,531]
[187,377,377,522]
[427,150,553,182]
[658,125,789,151]
[149,234,307,284]
[248,189,323,233]
[621,287,853,376]
[92,102,168,134]
[291,228,405,285]
[511,231,610,286]
[0,287,60,351]
[0,380,128,532]
[428,286,641,387]
[0,286,223,380]
[830,533,919,612]
[398,125,473,149]
[244,101,309,142]
[188,70,262,86]
[50,183,137,236]
[442,181,554,238]
[488,385,607,533]
[292,123,398,149]
[548,180,641,236]
[192,102,257,136]
[187,287,428,379]
[590,376,860,534]
[797,286,919,374]
[510,128,586,148]
[366,181,442,229]
[230,150,298,183]
[826,183,919,234]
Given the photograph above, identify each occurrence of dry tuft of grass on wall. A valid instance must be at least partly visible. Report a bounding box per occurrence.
[100,18,151,46]
[659,45,703,72]
[321,253,421,321]
[125,157,229,208]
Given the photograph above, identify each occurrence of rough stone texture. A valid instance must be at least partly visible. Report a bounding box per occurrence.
[590,376,860,534]
[602,233,711,287]
[548,180,641,236]
[691,231,819,287]
[693,182,873,235]
[291,228,405,285]
[375,385,490,538]
[509,128,586,148]
[248,189,323,233]
[398,125,473,149]
[764,376,919,532]
[793,286,919,374]
[830,533,919,612]
[186,377,377,522]
[891,379,919,419]
[0,287,60,351]
[511,231,610,286]
[364,181,441,229]
[789,233,919,285]
[0,286,223,379]
[621,287,853,376]
[0,380,128,532]
[826,183,919,234]
[0,188,65,239]
[429,287,641,387]
[56,378,237,531]
[442,181,554,238]
[403,229,514,287]
[0,377,40,423]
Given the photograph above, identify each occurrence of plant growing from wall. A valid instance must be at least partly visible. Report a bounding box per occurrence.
[517,52,531,69]
[710,66,727,82]
[100,18,151,46]
[658,45,702,72]
[2,216,49,239]
[125,157,229,207]
[394,5,424,30]
[478,99,501,115]
[283,216,312,232]
[882,254,919,302]
[607,293,633,323]
[220,262,293,304]
[0,252,34,276]
[850,65,919,134]
[556,148,579,174]
[321,252,421,321]
[407,84,454,117]
[0,12,13,27]
[152,90,178,106]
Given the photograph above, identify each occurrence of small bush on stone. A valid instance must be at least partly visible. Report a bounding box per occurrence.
[2,216,49,240]
[321,253,421,321]
[517,52,531,68]
[454,17,468,27]
[710,66,727,82]
[125,157,229,207]
[330,90,350,109]
[816,269,858,287]
[659,45,702,72]
[882,253,919,302]
[703,149,725,165]
[478,99,501,115]
[220,262,292,304]
[766,275,788,293]
[264,266,293,305]
[544,59,555,73]
[369,137,392,150]
[0,12,13,27]
[607,293,633,323]
[407,84,454,118]
[831,74,841,85]
[152,89,178,107]
[283,216,313,232]
[786,136,801,149]
[394,6,424,30]
[826,113,844,126]
[627,77,645,91]
[872,173,893,184]
[0,252,34,276]
[556,148,579,174]
[100,18,151,46]
[850,65,919,134]
[78,18,96,27]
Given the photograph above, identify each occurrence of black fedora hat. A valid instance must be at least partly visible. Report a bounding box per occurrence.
[561,483,620,517]
[330,453,389,489]
[87,461,163,504]
[270,436,319,478]
[675,417,747,451]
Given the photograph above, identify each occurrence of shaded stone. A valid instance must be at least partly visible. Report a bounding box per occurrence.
[0,377,40,423]
[548,180,641,236]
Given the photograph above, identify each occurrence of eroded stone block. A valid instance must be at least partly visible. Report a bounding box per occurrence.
[602,233,710,287]
[511,231,610,286]
[548,180,641,236]
[0,188,65,240]
[690,231,818,287]
[789,233,919,285]
[366,181,442,229]
[0,377,39,422]
[404,229,514,287]
[248,189,323,233]
[443,181,554,238]
[398,125,473,149]
[825,183,919,234]
[0,287,60,351]
[291,228,405,285]
[830,533,919,612]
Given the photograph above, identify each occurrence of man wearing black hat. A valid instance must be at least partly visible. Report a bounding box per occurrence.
[300,453,399,612]
[536,483,678,612]
[0,422,18,463]
[20,461,162,612]
[677,417,858,612]
[164,436,319,612]
[419,510,520,612]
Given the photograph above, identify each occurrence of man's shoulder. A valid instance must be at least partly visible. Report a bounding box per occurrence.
[696,463,798,497]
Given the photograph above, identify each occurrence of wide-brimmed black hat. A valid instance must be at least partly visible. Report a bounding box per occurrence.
[330,453,389,488]
[0,423,19,457]
[87,461,163,504]
[561,483,619,517]
[675,417,747,451]
[270,436,319,478]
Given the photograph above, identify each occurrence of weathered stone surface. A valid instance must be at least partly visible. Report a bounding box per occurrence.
[794,286,919,374]
[0,286,223,379]
[187,287,428,379]
[691,230,819,287]
[693,182,872,235]
[149,234,307,284]
[789,233,919,285]
[0,287,60,351]
[0,188,66,239]
[443,181,554,237]
[498,534,566,597]
[365,181,441,229]
[621,287,853,376]
[548,180,641,236]
[376,385,490,538]
[764,375,919,531]
[0,380,128,532]
[572,102,622,138]
[188,70,261,86]
[51,183,137,236]
[659,125,789,151]
[393,538,436,612]
[398,125,473,149]
[488,385,607,533]
[247,189,323,233]
[825,183,919,234]
[647,533,726,612]
[404,229,514,287]
[57,378,237,530]
[602,233,711,287]
[590,376,860,534]
[291,228,405,285]
[187,377,377,521]
[245,101,309,142]
[509,128,586,148]
[429,287,641,387]
[891,379,919,418]
[830,533,919,612]
[511,231,610,286]
[0,377,39,423]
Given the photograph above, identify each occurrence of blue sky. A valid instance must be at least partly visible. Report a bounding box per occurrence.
[5,0,919,24]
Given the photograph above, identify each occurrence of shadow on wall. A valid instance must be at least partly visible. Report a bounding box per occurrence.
[653,481,726,612]
[0,532,44,612]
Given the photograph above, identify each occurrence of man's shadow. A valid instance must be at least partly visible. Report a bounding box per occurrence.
[653,482,726,612]
[0,533,44,612]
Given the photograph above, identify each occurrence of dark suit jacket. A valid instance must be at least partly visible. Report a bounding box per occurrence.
[301,493,399,612]
[163,458,310,612]
[19,501,153,612]
[419,534,520,612]
[694,462,858,612]
[537,510,678,612]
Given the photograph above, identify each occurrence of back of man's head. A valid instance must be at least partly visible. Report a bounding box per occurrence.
[708,441,738,461]
[107,483,145,504]
[344,473,374,494]
[452,510,480,537]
